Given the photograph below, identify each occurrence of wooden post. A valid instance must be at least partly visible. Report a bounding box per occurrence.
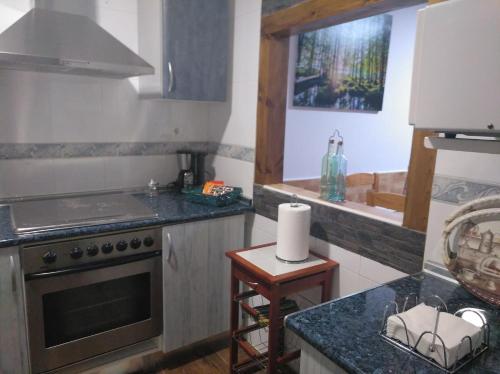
[255,34,289,185]
[403,130,437,232]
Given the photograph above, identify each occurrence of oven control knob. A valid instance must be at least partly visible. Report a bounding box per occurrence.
[144,236,154,247]
[87,245,99,257]
[101,243,113,254]
[42,250,57,264]
[116,240,128,252]
[70,247,83,259]
[130,238,141,249]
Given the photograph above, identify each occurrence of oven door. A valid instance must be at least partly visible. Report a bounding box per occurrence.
[25,253,162,373]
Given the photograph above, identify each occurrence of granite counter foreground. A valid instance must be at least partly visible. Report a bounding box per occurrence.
[285,273,499,374]
[0,191,253,248]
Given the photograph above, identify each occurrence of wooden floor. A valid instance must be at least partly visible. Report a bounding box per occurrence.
[139,338,264,374]
[153,345,230,374]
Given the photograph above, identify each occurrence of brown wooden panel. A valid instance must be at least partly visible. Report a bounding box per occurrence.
[255,34,289,185]
[374,171,407,194]
[262,0,427,36]
[403,130,437,231]
[346,173,375,188]
[366,190,406,212]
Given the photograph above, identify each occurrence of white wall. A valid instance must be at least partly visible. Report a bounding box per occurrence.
[0,0,211,198]
[207,0,261,197]
[283,5,423,180]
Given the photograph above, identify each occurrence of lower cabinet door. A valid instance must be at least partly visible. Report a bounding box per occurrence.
[162,215,244,352]
[0,247,29,374]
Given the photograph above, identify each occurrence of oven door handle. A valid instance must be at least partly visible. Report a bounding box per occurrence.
[25,250,161,280]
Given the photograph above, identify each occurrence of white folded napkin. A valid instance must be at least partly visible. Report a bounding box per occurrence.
[386,303,483,368]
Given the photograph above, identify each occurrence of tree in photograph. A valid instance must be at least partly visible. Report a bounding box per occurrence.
[293,14,393,111]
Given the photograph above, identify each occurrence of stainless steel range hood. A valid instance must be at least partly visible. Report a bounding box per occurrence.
[0,8,154,78]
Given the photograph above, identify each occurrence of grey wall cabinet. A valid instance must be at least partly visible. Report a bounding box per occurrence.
[0,247,29,374]
[139,0,229,101]
[162,215,244,352]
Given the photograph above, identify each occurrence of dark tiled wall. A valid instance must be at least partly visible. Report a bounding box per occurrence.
[253,184,426,274]
[262,0,306,15]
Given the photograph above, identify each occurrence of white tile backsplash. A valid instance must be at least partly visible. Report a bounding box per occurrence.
[208,155,255,198]
[0,1,213,198]
[0,71,53,143]
[207,0,260,191]
[247,214,409,306]
[314,239,361,273]
[0,155,179,198]
[0,0,260,199]
[359,256,407,284]
[0,159,56,198]
[337,267,362,298]
[358,275,382,291]
[52,158,107,194]
[104,155,178,190]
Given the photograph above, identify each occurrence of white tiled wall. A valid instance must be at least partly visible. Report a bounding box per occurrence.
[0,1,210,198]
[0,0,262,199]
[0,155,180,198]
[208,155,255,198]
[424,150,500,266]
[246,213,408,305]
[207,0,261,196]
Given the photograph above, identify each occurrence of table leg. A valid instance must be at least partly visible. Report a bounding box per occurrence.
[267,289,281,374]
[321,269,333,302]
[229,266,239,373]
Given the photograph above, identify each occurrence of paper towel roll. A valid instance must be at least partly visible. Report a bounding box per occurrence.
[276,202,311,262]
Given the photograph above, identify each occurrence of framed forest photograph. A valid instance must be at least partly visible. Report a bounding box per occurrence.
[293,14,393,112]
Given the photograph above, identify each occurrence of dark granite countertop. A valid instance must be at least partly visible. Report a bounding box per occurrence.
[286,273,499,374]
[0,191,253,248]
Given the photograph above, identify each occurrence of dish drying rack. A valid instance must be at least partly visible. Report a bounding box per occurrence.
[379,295,490,373]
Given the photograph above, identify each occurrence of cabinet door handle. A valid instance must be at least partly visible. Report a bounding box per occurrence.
[166,232,173,262]
[10,255,17,294]
[167,61,174,93]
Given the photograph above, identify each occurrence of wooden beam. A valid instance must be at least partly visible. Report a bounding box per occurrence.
[254,34,289,185]
[403,130,437,231]
[262,0,426,36]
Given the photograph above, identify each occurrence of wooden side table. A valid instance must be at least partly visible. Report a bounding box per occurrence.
[226,243,338,373]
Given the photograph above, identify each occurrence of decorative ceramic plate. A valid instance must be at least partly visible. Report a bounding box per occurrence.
[446,220,500,306]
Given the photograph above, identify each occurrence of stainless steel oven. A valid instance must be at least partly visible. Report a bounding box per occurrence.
[23,228,163,373]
